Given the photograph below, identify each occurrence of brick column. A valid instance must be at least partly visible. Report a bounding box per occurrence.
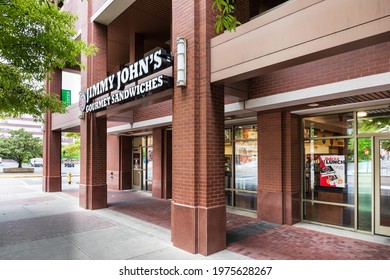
[79,9,108,209]
[107,135,131,190]
[172,0,226,256]
[258,111,301,225]
[282,113,302,225]
[152,128,172,199]
[80,114,107,209]
[43,68,62,192]
[152,128,164,198]
[164,130,172,199]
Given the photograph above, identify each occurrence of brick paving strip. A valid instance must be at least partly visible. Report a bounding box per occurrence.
[61,188,390,260]
[227,224,390,260]
[0,212,115,247]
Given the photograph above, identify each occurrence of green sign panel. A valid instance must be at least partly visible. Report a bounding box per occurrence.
[61,89,71,107]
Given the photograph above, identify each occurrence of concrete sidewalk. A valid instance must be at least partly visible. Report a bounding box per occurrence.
[0,177,248,260]
[1,176,390,260]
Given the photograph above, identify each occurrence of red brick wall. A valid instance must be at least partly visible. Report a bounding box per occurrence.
[79,11,108,209]
[133,100,172,122]
[172,0,226,255]
[282,112,301,224]
[257,111,301,225]
[249,41,390,99]
[258,112,283,193]
[172,0,224,207]
[43,69,62,192]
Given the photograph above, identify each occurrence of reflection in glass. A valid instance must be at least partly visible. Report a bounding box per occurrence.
[303,202,354,228]
[358,108,390,134]
[304,112,354,138]
[235,191,257,211]
[235,125,257,140]
[225,190,232,207]
[147,147,153,191]
[379,139,390,227]
[358,138,372,231]
[235,141,257,191]
[304,138,354,204]
[225,124,258,211]
[132,136,153,191]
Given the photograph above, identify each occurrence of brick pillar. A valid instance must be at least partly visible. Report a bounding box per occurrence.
[172,0,226,256]
[164,129,172,199]
[107,135,132,190]
[152,128,172,199]
[258,111,301,225]
[79,10,108,209]
[282,113,302,225]
[43,68,62,192]
[152,128,164,198]
[80,115,107,209]
[129,33,144,64]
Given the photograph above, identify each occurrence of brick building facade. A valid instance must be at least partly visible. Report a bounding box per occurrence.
[44,0,390,255]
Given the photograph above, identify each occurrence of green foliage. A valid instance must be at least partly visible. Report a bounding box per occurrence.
[62,132,80,160]
[62,139,80,160]
[212,0,241,33]
[0,0,96,120]
[64,132,80,139]
[0,128,43,168]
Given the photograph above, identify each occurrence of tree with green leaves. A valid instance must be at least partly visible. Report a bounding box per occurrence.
[0,0,96,120]
[212,0,241,33]
[62,132,80,160]
[0,128,43,168]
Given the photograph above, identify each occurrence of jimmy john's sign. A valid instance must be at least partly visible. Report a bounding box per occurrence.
[79,49,173,114]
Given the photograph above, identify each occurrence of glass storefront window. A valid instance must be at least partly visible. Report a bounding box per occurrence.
[146,147,153,191]
[304,138,354,204]
[235,141,257,191]
[133,136,144,147]
[357,108,390,134]
[357,138,372,231]
[303,202,354,228]
[132,135,153,192]
[304,112,354,138]
[225,124,258,211]
[235,191,257,211]
[303,107,390,233]
[235,125,257,140]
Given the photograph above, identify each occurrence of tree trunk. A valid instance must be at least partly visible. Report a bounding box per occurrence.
[18,161,22,168]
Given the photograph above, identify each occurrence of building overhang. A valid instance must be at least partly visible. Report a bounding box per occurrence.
[91,0,136,25]
[211,0,390,83]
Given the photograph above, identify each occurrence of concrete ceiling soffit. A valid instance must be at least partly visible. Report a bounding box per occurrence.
[91,0,136,25]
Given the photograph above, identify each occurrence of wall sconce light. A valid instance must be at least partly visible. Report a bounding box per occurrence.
[176,37,187,87]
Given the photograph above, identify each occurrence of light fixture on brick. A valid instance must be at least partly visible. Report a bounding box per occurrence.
[176,37,186,87]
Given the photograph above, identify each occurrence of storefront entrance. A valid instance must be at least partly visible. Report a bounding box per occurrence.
[132,136,153,191]
[303,107,390,236]
[375,138,390,235]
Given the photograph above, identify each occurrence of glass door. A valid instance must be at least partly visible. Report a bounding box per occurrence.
[132,148,142,191]
[375,138,390,235]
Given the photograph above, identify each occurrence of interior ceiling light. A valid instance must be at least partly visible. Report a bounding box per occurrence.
[308,103,319,107]
[357,111,368,117]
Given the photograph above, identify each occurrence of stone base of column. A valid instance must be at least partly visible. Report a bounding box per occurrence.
[171,202,226,256]
[42,176,62,192]
[258,190,283,224]
[79,184,107,210]
[152,179,163,198]
[258,190,301,225]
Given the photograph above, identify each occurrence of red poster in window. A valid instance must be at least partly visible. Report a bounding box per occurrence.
[319,155,346,188]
